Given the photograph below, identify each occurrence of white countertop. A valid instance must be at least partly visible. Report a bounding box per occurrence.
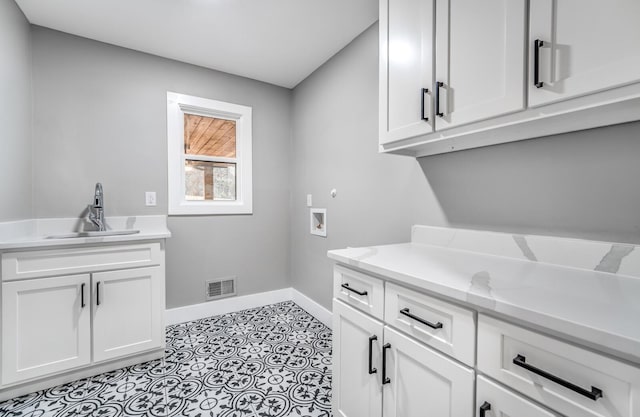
[0,215,171,250]
[328,226,640,363]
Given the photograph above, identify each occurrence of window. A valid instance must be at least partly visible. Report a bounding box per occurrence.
[167,92,252,214]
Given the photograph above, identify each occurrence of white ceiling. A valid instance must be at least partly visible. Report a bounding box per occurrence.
[15,0,378,88]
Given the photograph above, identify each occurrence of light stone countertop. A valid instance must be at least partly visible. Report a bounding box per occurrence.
[0,215,171,250]
[328,225,640,364]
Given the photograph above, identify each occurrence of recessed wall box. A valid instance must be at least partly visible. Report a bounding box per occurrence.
[310,208,327,237]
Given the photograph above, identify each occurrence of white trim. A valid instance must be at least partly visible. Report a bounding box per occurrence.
[165,287,333,329]
[167,91,253,215]
[165,288,292,325]
[290,288,333,329]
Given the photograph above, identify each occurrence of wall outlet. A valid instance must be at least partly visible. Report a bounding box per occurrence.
[145,192,157,206]
[306,194,313,207]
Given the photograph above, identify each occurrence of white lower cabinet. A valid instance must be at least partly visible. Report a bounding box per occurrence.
[332,298,474,417]
[2,274,91,385]
[382,326,474,417]
[1,243,165,390]
[476,376,560,417]
[93,267,163,362]
[332,300,383,417]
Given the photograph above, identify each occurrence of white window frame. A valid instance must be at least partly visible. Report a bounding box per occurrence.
[167,91,252,215]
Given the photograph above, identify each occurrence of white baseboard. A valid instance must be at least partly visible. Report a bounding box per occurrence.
[291,288,332,329]
[166,287,333,329]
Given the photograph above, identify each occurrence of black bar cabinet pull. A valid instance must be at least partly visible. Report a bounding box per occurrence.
[479,401,491,417]
[435,81,444,117]
[341,283,367,296]
[421,88,429,121]
[534,39,544,88]
[368,335,378,374]
[400,308,443,329]
[382,343,391,384]
[81,283,86,308]
[513,354,603,401]
[96,281,101,306]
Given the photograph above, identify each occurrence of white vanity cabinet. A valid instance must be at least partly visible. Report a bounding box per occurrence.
[2,274,92,385]
[529,0,640,107]
[0,242,166,394]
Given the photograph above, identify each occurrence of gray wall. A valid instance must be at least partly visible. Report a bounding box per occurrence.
[290,24,445,309]
[31,27,292,308]
[420,120,640,244]
[0,1,32,221]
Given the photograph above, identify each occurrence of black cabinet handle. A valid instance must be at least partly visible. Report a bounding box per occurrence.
[368,335,378,374]
[435,81,444,117]
[513,354,603,401]
[479,401,491,417]
[96,281,101,306]
[81,283,86,308]
[382,343,391,384]
[421,88,429,121]
[400,308,443,329]
[534,39,544,88]
[341,283,367,296]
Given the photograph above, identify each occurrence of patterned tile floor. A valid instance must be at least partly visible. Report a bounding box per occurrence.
[0,301,333,417]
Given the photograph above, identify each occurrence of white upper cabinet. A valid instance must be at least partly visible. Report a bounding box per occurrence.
[435,0,526,130]
[529,0,640,107]
[380,0,435,144]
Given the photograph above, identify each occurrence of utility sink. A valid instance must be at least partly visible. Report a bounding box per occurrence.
[46,230,140,239]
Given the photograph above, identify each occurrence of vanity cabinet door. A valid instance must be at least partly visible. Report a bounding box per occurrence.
[529,0,640,107]
[332,300,383,417]
[382,326,474,417]
[2,274,91,385]
[92,267,164,362]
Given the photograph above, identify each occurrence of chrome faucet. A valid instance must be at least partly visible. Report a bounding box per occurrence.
[88,182,106,231]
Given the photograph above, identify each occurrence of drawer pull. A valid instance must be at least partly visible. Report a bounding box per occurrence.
[479,401,491,417]
[81,283,86,308]
[368,335,378,374]
[400,308,443,329]
[513,354,603,401]
[341,283,368,296]
[382,343,391,385]
[96,281,101,306]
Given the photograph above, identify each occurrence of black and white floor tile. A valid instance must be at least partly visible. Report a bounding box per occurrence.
[0,301,333,417]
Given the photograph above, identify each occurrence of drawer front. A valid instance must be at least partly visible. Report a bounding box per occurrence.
[476,376,559,417]
[478,314,640,417]
[2,243,162,280]
[385,282,475,366]
[333,265,384,320]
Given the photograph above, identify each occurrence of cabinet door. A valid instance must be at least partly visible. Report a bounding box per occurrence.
[476,376,560,417]
[332,300,383,417]
[435,0,526,130]
[380,0,435,144]
[92,267,163,362]
[382,326,474,417]
[2,274,91,384]
[529,0,640,107]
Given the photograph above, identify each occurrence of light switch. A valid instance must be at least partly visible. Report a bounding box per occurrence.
[145,192,157,206]
[306,194,313,207]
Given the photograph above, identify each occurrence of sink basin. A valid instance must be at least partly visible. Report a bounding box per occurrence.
[46,230,140,239]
